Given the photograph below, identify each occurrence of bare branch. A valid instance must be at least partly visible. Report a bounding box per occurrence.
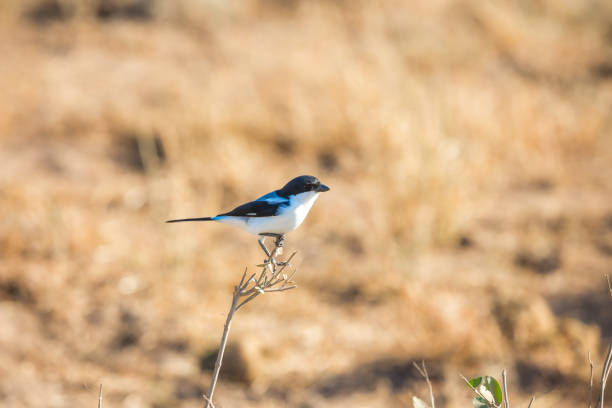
[255,267,267,287]
[263,285,297,293]
[589,352,594,408]
[460,373,475,390]
[202,394,215,408]
[204,289,240,408]
[413,361,435,408]
[527,396,535,408]
[236,292,260,311]
[98,384,102,408]
[502,369,510,408]
[596,344,612,408]
[241,273,257,290]
[238,267,248,288]
[280,267,299,289]
[204,235,300,407]
[276,252,297,274]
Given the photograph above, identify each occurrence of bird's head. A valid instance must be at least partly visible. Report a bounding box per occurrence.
[279,175,330,197]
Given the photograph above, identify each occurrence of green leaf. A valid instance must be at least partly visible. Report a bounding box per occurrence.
[468,376,483,389]
[472,396,489,408]
[482,376,502,405]
[412,396,430,408]
[468,376,502,407]
[472,397,493,408]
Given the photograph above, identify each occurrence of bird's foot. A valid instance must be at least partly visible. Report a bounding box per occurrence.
[274,234,285,248]
[270,234,284,257]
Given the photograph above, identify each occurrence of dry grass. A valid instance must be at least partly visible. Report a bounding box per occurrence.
[1,0,612,406]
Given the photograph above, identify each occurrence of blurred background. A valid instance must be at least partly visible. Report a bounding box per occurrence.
[1,0,612,406]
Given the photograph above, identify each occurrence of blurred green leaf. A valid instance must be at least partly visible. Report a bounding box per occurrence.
[468,376,482,389]
[412,396,430,408]
[468,376,502,407]
[472,396,489,408]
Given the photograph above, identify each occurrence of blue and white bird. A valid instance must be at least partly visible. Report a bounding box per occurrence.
[167,175,329,255]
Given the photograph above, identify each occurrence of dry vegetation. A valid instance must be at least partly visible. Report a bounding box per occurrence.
[1,0,612,406]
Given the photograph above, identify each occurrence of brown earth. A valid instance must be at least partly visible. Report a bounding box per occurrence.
[1,0,612,407]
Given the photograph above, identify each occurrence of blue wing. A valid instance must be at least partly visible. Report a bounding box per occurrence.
[256,191,290,204]
[217,191,289,218]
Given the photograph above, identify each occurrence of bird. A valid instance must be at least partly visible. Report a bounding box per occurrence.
[167,175,329,257]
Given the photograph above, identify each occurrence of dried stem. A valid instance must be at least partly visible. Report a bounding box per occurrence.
[202,394,215,408]
[527,396,535,408]
[590,352,595,408]
[502,369,510,408]
[595,344,612,408]
[203,235,298,408]
[204,285,239,408]
[98,384,102,408]
[413,360,435,408]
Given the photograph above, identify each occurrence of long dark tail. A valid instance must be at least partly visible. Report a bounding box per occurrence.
[166,217,214,223]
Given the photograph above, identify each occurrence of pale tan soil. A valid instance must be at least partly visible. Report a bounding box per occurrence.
[1,1,611,407]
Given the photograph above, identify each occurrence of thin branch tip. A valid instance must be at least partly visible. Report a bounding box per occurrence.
[413,360,435,408]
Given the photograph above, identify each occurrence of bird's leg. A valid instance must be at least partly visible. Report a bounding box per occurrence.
[258,233,287,266]
[258,236,272,258]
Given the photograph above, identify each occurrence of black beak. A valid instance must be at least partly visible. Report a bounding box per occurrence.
[316,184,330,192]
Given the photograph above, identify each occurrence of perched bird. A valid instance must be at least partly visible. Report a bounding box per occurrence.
[167,175,329,256]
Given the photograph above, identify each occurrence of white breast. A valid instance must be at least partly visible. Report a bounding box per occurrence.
[283,190,320,228]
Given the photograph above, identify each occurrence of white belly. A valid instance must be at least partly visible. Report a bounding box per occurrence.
[246,213,301,234]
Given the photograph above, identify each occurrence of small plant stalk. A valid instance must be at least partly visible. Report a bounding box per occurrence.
[595,343,612,408]
[501,369,509,408]
[413,360,435,408]
[203,235,298,408]
[204,288,239,408]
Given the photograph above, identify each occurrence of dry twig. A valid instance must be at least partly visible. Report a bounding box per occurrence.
[595,344,612,408]
[98,384,102,408]
[413,360,435,408]
[204,235,298,408]
[202,394,215,408]
[527,396,535,408]
[590,352,595,408]
[502,369,510,408]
